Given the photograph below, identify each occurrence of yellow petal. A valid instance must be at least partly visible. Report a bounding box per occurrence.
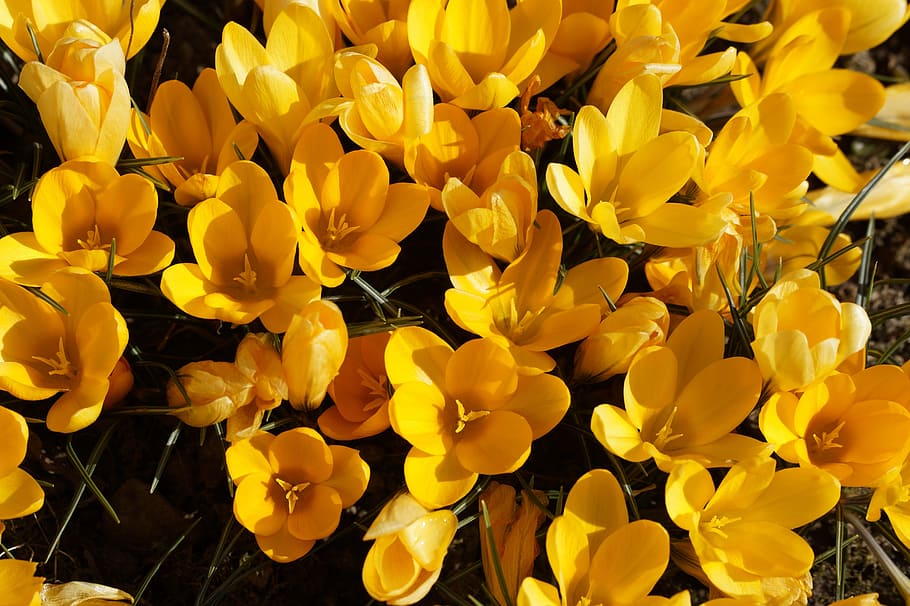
[286,484,343,540]
[454,410,532,474]
[389,382,453,455]
[323,445,370,507]
[781,70,885,136]
[588,520,669,604]
[255,523,315,563]
[0,468,44,519]
[404,448,477,509]
[398,509,458,570]
[233,474,286,536]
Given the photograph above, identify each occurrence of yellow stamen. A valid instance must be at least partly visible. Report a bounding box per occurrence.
[233,253,257,292]
[454,399,490,434]
[275,477,311,514]
[357,368,390,412]
[652,406,684,450]
[76,224,110,251]
[811,420,847,452]
[323,208,360,248]
[704,514,740,540]
[32,337,76,379]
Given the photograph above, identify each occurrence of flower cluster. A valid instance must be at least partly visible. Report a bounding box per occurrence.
[1,0,910,604]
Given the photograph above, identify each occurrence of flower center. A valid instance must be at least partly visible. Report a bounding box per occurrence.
[323,208,360,249]
[652,406,684,450]
[275,477,311,514]
[497,297,545,342]
[454,399,490,434]
[233,254,258,293]
[357,368,390,412]
[811,420,846,452]
[703,514,741,540]
[32,337,77,379]
[77,224,110,251]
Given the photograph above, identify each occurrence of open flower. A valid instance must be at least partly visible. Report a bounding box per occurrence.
[19,28,131,165]
[0,269,128,432]
[0,160,174,285]
[319,331,392,441]
[160,161,321,333]
[405,104,520,210]
[226,427,370,563]
[444,210,626,373]
[479,482,546,606]
[386,327,570,508]
[331,0,412,78]
[362,492,458,605]
[407,0,562,109]
[215,3,336,173]
[750,269,871,393]
[284,123,430,287]
[0,406,44,526]
[666,456,841,602]
[533,1,613,90]
[547,74,725,247]
[0,0,165,62]
[592,310,766,472]
[518,469,687,606]
[760,365,910,487]
[128,68,259,206]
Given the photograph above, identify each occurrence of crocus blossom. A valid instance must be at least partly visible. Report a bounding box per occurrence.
[666,456,841,602]
[0,160,174,285]
[226,428,370,562]
[282,299,348,411]
[385,327,570,508]
[160,161,321,333]
[18,27,130,165]
[0,269,128,432]
[592,310,766,471]
[128,68,259,206]
[362,492,458,605]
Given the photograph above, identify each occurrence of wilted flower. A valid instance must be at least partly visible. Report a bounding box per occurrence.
[573,296,670,383]
[284,123,430,287]
[319,331,392,441]
[231,332,288,441]
[760,365,910,487]
[0,269,128,432]
[592,310,766,471]
[385,327,570,508]
[479,482,546,606]
[226,427,370,562]
[0,0,165,62]
[282,299,348,411]
[666,456,841,602]
[362,492,458,605]
[750,269,871,393]
[128,68,259,206]
[0,160,174,285]
[160,161,321,333]
[167,361,254,428]
[18,28,131,165]
[407,0,562,109]
[518,469,687,606]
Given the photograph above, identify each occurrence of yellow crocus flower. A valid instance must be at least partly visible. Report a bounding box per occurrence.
[444,210,627,373]
[0,160,174,285]
[518,469,689,606]
[215,3,336,173]
[666,456,841,602]
[281,299,348,411]
[0,269,128,432]
[0,0,165,62]
[547,74,726,248]
[331,0,412,79]
[128,68,259,206]
[760,365,910,487]
[18,25,130,165]
[407,0,562,110]
[592,310,766,471]
[160,161,321,333]
[533,0,614,90]
[284,123,430,287]
[405,103,521,211]
[0,406,44,526]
